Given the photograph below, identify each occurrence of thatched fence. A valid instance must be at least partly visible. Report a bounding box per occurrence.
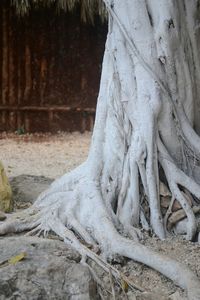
[0,0,107,132]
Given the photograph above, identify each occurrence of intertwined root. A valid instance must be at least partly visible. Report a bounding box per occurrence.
[1,201,200,300]
[158,137,200,240]
[1,88,200,299]
[1,115,200,300]
[1,1,200,297]
[1,144,200,299]
[114,125,200,243]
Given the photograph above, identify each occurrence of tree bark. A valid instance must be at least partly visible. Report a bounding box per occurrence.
[1,1,200,298]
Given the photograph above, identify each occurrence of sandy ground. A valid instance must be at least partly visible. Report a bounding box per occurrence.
[0,132,91,179]
[0,132,200,299]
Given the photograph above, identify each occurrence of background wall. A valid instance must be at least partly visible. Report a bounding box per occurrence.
[0,1,107,132]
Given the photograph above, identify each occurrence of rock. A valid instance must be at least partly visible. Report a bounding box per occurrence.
[0,210,6,221]
[0,161,13,212]
[171,190,192,212]
[174,212,200,235]
[127,291,137,299]
[136,292,170,300]
[160,182,171,197]
[161,190,193,212]
[10,175,53,208]
[169,291,186,300]
[171,200,182,212]
[0,236,98,300]
[161,196,171,209]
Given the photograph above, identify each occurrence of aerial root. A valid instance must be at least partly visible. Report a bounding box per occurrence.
[158,137,200,240]
[116,132,163,239]
[163,196,175,232]
[178,104,200,159]
[116,153,143,241]
[144,127,165,239]
[117,153,130,217]
[170,185,196,240]
[116,114,200,240]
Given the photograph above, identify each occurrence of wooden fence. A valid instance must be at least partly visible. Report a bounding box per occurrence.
[0,1,107,132]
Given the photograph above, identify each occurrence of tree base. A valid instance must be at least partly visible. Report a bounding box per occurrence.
[1,0,200,298]
[0,160,200,299]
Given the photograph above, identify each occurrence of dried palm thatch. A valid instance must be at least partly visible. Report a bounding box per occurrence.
[11,0,107,23]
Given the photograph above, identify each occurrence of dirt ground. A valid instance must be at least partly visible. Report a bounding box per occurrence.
[0,132,199,299]
[0,132,91,178]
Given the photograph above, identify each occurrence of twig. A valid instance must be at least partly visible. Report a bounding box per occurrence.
[80,243,145,293]
[109,267,116,300]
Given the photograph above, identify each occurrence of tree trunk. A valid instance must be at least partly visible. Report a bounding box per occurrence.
[1,0,200,298]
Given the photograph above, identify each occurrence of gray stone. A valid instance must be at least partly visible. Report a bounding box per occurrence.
[0,236,98,300]
[136,292,170,300]
[0,211,6,221]
[10,175,53,208]
[4,176,98,299]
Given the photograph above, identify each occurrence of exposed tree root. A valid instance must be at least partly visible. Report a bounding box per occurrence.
[1,157,200,299]
[1,104,200,299]
[158,137,200,240]
[1,1,200,299]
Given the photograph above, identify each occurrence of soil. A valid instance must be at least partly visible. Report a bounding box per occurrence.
[0,132,199,299]
[0,132,91,178]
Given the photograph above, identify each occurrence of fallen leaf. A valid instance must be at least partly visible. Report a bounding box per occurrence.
[8,252,27,265]
[121,279,129,292]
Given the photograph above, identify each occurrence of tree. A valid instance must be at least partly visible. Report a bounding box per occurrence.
[1,0,200,298]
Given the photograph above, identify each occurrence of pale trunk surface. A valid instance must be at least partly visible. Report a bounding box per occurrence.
[1,1,200,299]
